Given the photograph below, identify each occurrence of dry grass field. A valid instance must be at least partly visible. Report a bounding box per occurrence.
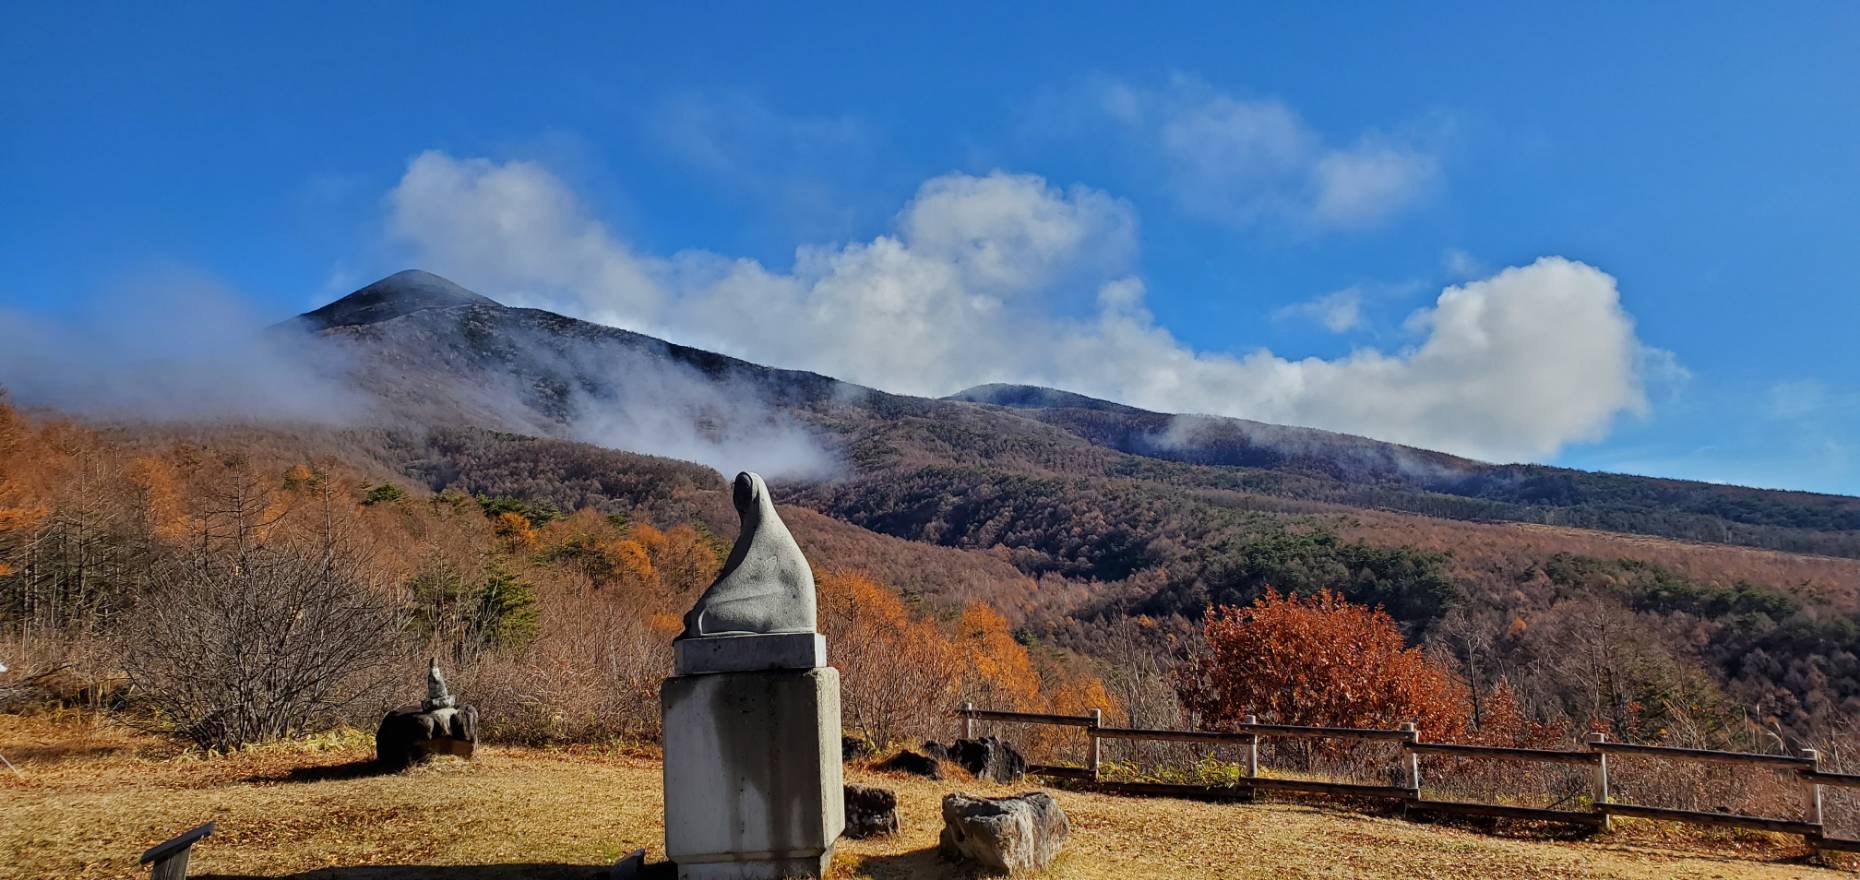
[3,712,1854,880]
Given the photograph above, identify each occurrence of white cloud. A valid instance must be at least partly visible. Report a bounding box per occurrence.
[1274,287,1364,333]
[387,152,669,325]
[1091,78,1439,230]
[645,91,884,238]
[0,268,371,425]
[385,152,1663,462]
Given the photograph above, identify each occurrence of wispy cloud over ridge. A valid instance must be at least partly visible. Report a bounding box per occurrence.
[1053,75,1444,231]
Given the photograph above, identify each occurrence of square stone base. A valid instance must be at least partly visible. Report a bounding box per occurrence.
[662,667,845,880]
[675,632,827,675]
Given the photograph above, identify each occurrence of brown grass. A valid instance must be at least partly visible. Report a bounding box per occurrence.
[2,713,1852,880]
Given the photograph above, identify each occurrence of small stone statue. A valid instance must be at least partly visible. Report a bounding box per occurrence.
[423,657,456,711]
[679,471,818,639]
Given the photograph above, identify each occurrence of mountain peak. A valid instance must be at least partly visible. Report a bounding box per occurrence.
[297,270,500,330]
[947,383,1146,414]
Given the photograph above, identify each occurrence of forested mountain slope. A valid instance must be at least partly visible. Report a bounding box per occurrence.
[294,271,1860,559]
[949,383,1860,554]
[252,271,1860,743]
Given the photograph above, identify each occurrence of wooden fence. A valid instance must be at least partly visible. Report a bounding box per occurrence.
[954,703,1860,857]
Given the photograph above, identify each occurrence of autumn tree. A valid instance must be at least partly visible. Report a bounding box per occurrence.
[1176,589,1468,738]
[955,602,1042,712]
[818,570,960,747]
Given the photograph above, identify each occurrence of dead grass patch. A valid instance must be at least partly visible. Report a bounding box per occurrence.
[2,714,1850,880]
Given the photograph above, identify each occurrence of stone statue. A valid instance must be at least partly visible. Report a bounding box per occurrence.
[422,657,456,711]
[679,471,817,639]
[662,469,844,878]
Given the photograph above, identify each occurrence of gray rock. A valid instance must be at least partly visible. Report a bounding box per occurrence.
[875,749,942,779]
[376,703,477,769]
[610,847,646,879]
[939,791,1069,875]
[842,736,877,763]
[678,472,817,639]
[843,784,900,839]
[929,737,1027,783]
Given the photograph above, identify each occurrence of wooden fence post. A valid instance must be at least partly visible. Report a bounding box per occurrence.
[1243,714,1259,780]
[1587,732,1611,832]
[1088,708,1103,780]
[960,702,975,739]
[1400,722,1420,793]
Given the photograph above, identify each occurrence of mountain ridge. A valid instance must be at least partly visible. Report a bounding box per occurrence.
[289,271,1860,559]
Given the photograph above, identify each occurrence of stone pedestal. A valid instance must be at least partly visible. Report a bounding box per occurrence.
[662,666,845,880]
[675,632,826,676]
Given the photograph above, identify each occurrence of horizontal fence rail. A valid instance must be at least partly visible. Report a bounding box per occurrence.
[1404,741,1599,764]
[950,705,1858,859]
[1589,739,1815,769]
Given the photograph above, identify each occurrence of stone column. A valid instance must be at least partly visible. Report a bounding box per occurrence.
[661,472,845,880]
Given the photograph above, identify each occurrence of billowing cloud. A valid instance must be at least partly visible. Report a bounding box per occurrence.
[387,153,668,323]
[1093,77,1440,229]
[386,151,1664,462]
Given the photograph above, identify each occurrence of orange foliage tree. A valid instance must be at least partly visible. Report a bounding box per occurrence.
[1176,588,1468,738]
[955,602,1042,711]
[818,570,961,747]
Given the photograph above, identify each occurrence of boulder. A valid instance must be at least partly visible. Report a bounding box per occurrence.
[929,736,1027,783]
[376,703,478,769]
[842,735,876,763]
[939,791,1069,875]
[843,784,900,839]
[875,748,942,779]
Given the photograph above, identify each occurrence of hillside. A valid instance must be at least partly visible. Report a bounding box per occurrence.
[290,271,1860,558]
[8,269,1860,750]
[255,271,1860,741]
[949,383,1860,555]
[3,713,1846,880]
[292,272,1860,552]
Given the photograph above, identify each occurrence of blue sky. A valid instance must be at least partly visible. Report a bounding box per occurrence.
[2,4,1856,495]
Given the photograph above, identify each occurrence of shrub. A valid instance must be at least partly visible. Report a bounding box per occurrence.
[1176,588,1468,739]
[121,547,401,751]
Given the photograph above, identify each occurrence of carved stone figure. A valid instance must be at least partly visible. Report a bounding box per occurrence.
[423,657,456,711]
[679,471,817,638]
[662,470,844,878]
